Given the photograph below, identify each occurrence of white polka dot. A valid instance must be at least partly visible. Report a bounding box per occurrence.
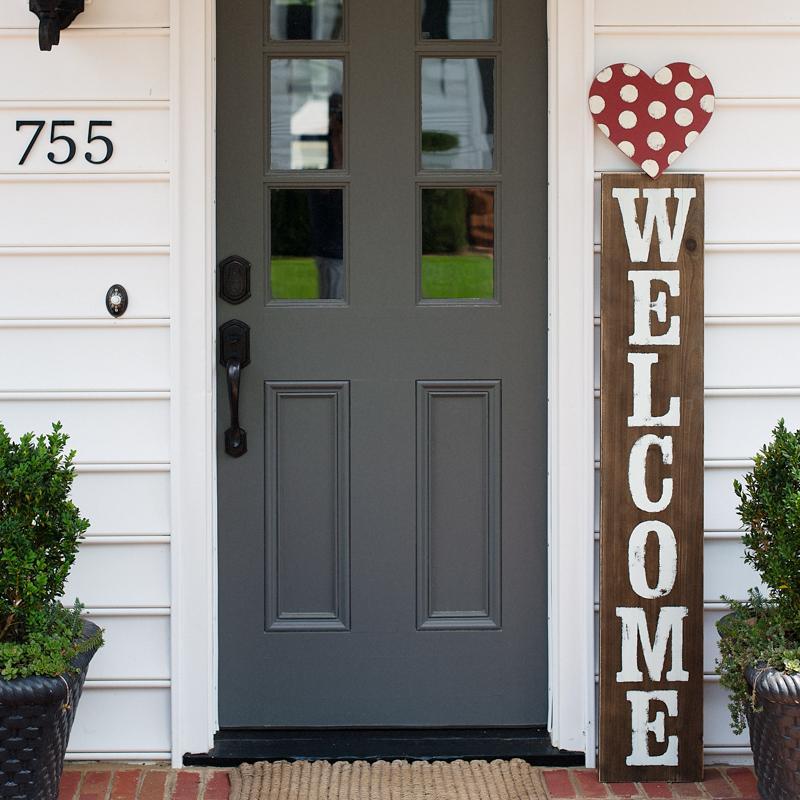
[674,107,694,127]
[642,159,660,178]
[654,67,673,85]
[688,65,706,79]
[589,95,605,114]
[618,141,635,158]
[685,130,699,147]
[618,110,637,129]
[620,84,638,103]
[596,67,613,83]
[675,81,693,101]
[647,131,666,151]
[668,151,682,165]
[648,101,667,120]
[700,94,715,113]
[598,123,610,137]
[622,64,641,77]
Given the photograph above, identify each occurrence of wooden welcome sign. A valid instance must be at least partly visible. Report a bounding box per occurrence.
[600,173,704,782]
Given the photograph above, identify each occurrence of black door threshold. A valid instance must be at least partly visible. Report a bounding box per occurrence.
[184,727,584,767]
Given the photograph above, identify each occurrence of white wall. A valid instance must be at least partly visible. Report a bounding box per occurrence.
[0,1,172,760]
[593,0,800,762]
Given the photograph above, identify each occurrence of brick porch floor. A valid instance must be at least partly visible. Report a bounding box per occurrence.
[60,765,760,800]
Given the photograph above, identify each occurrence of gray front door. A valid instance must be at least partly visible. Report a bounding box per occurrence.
[217,0,548,728]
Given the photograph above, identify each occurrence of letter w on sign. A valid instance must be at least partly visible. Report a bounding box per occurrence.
[600,174,704,783]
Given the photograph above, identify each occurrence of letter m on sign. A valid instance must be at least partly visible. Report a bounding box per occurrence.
[599,173,704,784]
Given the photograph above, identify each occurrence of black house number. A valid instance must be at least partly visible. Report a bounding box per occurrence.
[16,120,114,166]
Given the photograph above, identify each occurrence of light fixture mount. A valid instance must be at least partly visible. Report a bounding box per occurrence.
[29,0,85,51]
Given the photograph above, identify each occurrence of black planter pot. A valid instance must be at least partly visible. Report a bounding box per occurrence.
[745,665,800,800]
[0,621,101,800]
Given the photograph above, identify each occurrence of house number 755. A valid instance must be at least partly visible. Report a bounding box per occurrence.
[16,120,114,166]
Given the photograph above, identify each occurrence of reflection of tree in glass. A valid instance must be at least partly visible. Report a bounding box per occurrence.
[422,189,467,254]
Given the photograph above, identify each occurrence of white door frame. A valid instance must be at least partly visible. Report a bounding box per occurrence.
[169,0,596,768]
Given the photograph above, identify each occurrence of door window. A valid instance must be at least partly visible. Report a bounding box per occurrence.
[421,0,494,41]
[269,58,345,171]
[420,187,495,300]
[269,0,344,41]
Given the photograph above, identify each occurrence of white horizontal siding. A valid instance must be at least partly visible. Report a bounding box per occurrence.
[67,687,171,757]
[0,397,169,463]
[593,6,800,761]
[704,468,748,532]
[0,31,169,102]
[595,32,800,98]
[0,325,170,391]
[0,1,169,29]
[0,250,170,319]
[0,177,169,246]
[72,470,170,535]
[66,542,170,608]
[596,2,800,26]
[84,613,170,681]
[0,8,173,760]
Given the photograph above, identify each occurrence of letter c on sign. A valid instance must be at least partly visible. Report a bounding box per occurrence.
[629,434,674,512]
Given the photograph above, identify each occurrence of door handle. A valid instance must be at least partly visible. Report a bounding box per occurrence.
[219,320,251,458]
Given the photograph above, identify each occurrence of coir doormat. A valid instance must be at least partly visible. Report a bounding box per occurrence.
[230,759,547,800]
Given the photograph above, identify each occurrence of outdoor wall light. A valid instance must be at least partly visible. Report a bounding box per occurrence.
[30,0,84,51]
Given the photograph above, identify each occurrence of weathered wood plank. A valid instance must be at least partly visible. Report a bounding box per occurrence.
[600,173,704,782]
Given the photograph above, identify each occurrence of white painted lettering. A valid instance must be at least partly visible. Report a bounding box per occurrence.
[626,690,679,766]
[628,521,678,599]
[616,606,689,682]
[613,188,696,263]
[628,270,681,346]
[627,354,681,427]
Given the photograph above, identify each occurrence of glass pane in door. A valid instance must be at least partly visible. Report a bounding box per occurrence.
[420,187,495,300]
[421,0,493,40]
[420,58,495,170]
[270,59,345,171]
[270,187,345,301]
[269,0,344,41]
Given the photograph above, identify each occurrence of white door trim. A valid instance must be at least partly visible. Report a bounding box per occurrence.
[169,0,219,766]
[546,0,597,762]
[169,0,596,765]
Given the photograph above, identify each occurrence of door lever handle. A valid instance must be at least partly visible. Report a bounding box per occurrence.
[219,320,251,458]
[225,358,246,457]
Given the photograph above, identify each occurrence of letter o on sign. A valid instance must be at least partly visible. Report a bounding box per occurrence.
[628,521,678,599]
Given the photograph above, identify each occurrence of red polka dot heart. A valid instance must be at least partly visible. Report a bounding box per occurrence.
[589,63,715,178]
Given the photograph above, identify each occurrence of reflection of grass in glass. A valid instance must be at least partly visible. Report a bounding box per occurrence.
[271,257,319,299]
[422,254,494,299]
[272,254,494,301]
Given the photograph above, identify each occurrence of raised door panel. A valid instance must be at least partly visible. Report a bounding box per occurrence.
[416,381,501,630]
[265,382,350,631]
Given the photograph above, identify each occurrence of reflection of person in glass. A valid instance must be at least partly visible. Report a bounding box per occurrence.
[308,92,344,299]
